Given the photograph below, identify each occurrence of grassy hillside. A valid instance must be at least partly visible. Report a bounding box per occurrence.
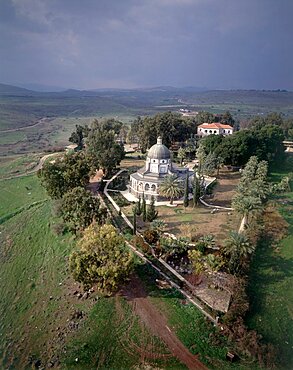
[0,174,47,220]
[0,172,260,369]
[247,159,293,369]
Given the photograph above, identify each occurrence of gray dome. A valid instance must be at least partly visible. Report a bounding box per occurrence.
[147,137,170,159]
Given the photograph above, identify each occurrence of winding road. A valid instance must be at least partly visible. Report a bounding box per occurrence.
[0,152,61,181]
[0,117,52,134]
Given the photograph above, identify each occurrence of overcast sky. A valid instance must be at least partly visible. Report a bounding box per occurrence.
[0,0,292,90]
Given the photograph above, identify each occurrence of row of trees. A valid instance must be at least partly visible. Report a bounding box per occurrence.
[129,112,198,151]
[197,123,285,167]
[248,112,293,140]
[232,156,269,226]
[38,119,133,293]
[196,110,236,126]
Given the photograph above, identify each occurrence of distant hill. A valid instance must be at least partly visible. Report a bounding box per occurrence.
[0,82,293,131]
[0,83,38,96]
[18,83,67,92]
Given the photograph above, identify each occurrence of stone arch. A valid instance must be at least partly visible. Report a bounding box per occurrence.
[138,182,144,191]
[145,183,150,191]
[151,184,156,192]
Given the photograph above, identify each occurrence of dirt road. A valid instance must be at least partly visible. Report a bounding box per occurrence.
[122,275,208,370]
[0,117,52,133]
[0,152,61,181]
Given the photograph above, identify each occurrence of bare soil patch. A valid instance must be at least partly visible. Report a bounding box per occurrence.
[120,274,208,370]
[209,169,240,208]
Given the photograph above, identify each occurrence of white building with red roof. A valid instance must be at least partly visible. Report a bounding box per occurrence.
[197,122,233,136]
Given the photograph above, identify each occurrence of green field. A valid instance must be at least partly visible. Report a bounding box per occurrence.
[0,173,258,369]
[0,181,185,369]
[0,154,42,179]
[0,85,293,369]
[247,159,293,369]
[0,174,47,220]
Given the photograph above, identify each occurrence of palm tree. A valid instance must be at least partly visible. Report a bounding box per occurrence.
[232,194,263,226]
[158,175,184,204]
[223,231,255,274]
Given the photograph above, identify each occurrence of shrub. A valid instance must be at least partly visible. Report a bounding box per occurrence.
[134,235,153,256]
[51,222,67,235]
[143,229,159,245]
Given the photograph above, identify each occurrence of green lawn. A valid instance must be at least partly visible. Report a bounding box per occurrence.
[247,159,293,369]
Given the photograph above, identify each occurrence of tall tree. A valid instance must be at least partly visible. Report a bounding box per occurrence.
[86,122,124,177]
[136,195,142,216]
[183,174,189,208]
[142,193,147,222]
[196,111,215,124]
[146,195,158,222]
[38,152,90,199]
[232,156,269,225]
[132,205,137,235]
[61,187,106,234]
[69,124,89,150]
[177,147,187,165]
[219,111,235,127]
[223,231,255,274]
[192,175,201,207]
[158,175,184,205]
[69,224,133,292]
[196,143,207,174]
[201,152,218,176]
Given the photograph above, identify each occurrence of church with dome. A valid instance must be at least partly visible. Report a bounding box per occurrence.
[128,137,190,201]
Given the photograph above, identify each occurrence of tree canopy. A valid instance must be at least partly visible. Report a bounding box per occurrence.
[223,231,254,274]
[69,224,133,292]
[38,152,90,199]
[131,112,197,152]
[69,124,89,150]
[86,119,125,176]
[158,175,184,204]
[232,156,269,222]
[211,125,285,167]
[61,187,107,233]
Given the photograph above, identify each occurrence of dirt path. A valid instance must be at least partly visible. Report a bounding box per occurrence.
[0,152,62,181]
[0,117,52,133]
[121,275,208,370]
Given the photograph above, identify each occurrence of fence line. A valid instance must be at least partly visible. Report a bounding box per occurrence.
[103,169,218,324]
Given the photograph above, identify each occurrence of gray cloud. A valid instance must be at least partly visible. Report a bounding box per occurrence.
[0,0,292,90]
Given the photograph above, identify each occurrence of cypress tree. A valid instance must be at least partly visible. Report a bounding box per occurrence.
[133,205,137,235]
[147,195,158,222]
[183,174,189,208]
[136,195,142,215]
[193,175,201,207]
[142,193,147,222]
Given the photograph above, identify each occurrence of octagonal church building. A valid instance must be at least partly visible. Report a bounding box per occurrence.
[129,137,190,201]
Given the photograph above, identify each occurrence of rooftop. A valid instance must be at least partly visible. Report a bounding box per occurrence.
[147,136,171,159]
[198,122,233,129]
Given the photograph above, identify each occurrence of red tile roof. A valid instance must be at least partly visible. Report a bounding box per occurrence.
[198,122,233,129]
